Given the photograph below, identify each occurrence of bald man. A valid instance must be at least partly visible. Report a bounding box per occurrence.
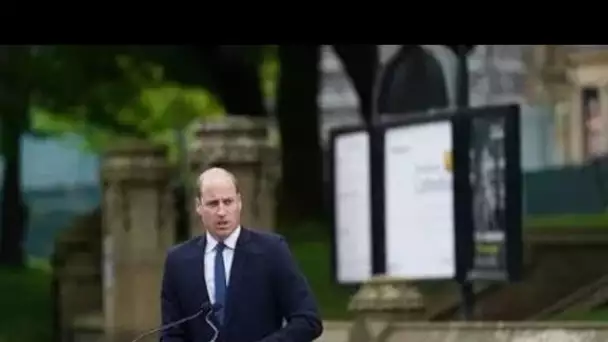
[160,167,323,342]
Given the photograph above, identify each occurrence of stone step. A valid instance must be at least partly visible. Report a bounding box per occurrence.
[71,311,104,342]
[427,228,608,321]
[531,273,608,319]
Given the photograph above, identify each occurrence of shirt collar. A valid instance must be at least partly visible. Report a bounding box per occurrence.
[205,226,241,253]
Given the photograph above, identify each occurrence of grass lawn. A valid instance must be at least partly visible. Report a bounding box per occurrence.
[290,238,357,320]
[0,259,53,342]
[281,220,357,320]
[552,308,608,321]
[525,213,608,229]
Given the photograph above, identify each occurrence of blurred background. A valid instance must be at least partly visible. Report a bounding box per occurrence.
[1,45,608,342]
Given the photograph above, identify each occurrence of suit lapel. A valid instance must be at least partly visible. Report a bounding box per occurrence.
[224,227,252,326]
[196,235,211,305]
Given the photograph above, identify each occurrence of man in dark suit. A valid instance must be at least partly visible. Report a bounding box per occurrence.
[161,167,323,342]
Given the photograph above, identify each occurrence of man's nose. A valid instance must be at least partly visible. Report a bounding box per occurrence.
[217,204,227,216]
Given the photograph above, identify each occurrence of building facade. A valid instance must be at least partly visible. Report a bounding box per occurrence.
[318,45,608,171]
[528,45,608,166]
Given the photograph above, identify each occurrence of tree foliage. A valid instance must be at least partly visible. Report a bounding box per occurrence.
[29,46,225,159]
[0,45,229,266]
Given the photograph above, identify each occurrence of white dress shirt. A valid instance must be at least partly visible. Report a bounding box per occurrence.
[204,226,241,304]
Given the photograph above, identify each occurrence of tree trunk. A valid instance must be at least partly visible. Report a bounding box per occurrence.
[0,46,30,268]
[0,114,27,267]
[191,46,267,117]
[275,45,324,223]
[174,45,326,222]
[333,45,378,124]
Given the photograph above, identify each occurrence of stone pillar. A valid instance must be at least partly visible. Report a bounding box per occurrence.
[347,276,425,342]
[101,141,175,342]
[524,46,570,164]
[187,116,280,236]
[555,100,572,164]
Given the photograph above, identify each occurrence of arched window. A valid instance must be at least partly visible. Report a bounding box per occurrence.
[375,45,460,116]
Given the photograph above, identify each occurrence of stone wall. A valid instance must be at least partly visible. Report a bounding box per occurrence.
[53,209,102,342]
[101,140,175,341]
[56,140,178,342]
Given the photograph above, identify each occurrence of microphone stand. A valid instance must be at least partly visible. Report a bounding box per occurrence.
[205,308,220,342]
[130,304,220,342]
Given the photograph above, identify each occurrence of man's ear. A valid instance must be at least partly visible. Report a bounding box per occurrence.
[195,196,203,215]
[237,193,243,211]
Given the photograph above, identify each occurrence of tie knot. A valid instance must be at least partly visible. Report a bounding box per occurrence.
[216,242,226,252]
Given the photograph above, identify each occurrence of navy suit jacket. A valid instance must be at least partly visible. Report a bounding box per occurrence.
[160,227,323,342]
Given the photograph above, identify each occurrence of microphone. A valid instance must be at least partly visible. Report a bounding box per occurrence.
[130,302,220,342]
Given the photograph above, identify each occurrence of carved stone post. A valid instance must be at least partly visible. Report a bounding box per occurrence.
[187,116,280,236]
[101,141,175,342]
[347,276,425,342]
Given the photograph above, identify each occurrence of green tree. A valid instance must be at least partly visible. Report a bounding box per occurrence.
[0,44,377,266]
[0,45,224,266]
[0,46,31,267]
[194,45,378,222]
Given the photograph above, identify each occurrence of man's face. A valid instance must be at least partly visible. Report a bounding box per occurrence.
[196,178,242,240]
